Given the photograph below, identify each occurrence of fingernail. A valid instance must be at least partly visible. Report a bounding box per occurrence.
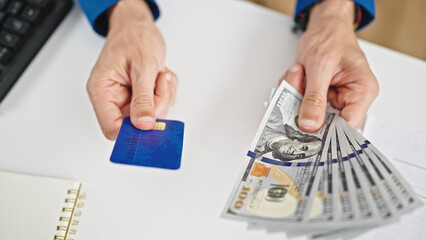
[136,116,154,130]
[299,119,316,128]
[165,72,172,82]
[289,64,300,73]
[137,116,154,124]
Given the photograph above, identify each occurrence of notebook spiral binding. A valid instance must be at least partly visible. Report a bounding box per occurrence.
[54,185,85,240]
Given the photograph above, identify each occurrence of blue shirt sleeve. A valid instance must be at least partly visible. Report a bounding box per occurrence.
[294,0,375,30]
[78,0,160,36]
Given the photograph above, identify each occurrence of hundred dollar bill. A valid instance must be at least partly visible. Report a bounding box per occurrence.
[283,125,379,236]
[332,127,357,221]
[336,120,393,221]
[339,119,423,212]
[301,125,349,226]
[303,119,424,239]
[332,126,377,222]
[339,119,404,214]
[309,142,336,223]
[283,116,413,236]
[269,127,353,234]
[245,118,337,232]
[222,82,337,228]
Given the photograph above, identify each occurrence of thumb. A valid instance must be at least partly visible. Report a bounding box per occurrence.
[130,67,158,130]
[298,63,334,132]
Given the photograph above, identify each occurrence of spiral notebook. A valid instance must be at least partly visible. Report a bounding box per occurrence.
[0,170,85,240]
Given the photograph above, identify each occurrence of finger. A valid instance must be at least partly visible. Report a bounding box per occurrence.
[298,60,336,132]
[154,69,178,118]
[340,101,370,129]
[93,100,123,140]
[340,80,379,129]
[87,79,129,140]
[279,64,305,94]
[327,87,343,110]
[130,63,159,130]
[155,67,178,98]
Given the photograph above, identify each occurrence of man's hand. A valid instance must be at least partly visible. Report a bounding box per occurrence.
[281,0,379,132]
[86,0,177,140]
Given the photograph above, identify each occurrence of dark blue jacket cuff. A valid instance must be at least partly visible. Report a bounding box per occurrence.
[294,0,375,30]
[352,0,375,29]
[78,0,160,36]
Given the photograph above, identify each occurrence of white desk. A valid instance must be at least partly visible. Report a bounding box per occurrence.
[0,0,425,239]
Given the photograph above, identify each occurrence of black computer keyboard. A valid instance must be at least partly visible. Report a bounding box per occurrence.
[0,0,72,102]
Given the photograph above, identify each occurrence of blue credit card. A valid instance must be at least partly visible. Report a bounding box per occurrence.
[110,117,184,170]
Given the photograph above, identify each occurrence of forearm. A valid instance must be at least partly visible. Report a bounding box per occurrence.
[78,0,159,36]
[308,0,355,29]
[108,0,154,31]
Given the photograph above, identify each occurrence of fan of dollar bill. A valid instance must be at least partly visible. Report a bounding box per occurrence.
[222,81,422,239]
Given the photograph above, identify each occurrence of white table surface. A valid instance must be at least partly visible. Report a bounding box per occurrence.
[0,0,425,239]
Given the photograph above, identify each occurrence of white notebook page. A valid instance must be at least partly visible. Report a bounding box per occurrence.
[0,170,81,240]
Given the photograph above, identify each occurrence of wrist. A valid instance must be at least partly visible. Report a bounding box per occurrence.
[308,0,355,30]
[108,0,154,32]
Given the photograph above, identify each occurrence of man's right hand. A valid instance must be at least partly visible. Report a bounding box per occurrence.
[280,0,378,132]
[86,0,177,140]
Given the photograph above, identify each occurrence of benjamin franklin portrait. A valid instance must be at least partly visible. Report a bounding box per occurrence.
[255,106,322,161]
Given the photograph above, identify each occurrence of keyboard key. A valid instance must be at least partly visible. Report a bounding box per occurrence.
[20,6,41,22]
[7,0,23,15]
[0,0,9,10]
[4,17,31,35]
[0,31,23,50]
[0,12,6,24]
[0,46,13,64]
